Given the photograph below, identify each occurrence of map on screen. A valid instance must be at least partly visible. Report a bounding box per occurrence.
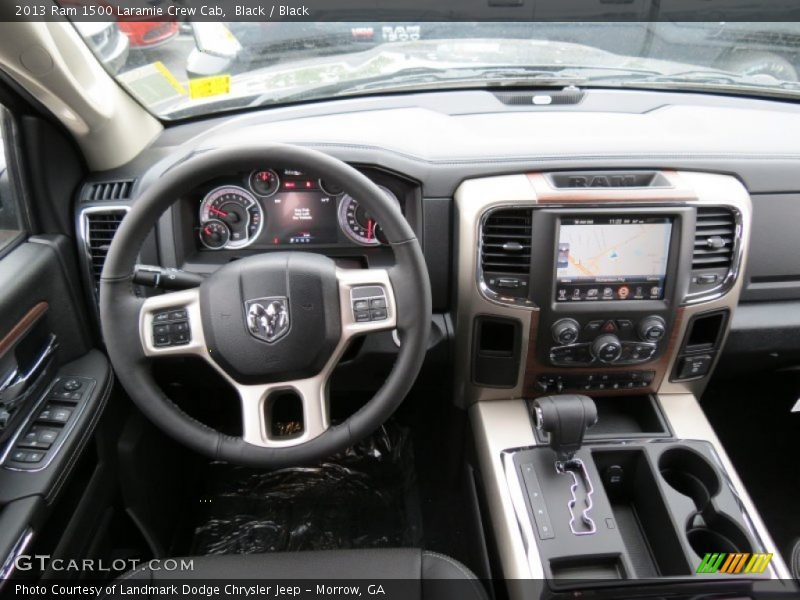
[556,219,672,282]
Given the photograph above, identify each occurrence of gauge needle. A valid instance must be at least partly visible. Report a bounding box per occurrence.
[209,207,228,218]
[204,226,212,235]
[367,219,374,241]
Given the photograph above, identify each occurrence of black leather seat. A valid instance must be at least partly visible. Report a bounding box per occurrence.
[113,549,487,600]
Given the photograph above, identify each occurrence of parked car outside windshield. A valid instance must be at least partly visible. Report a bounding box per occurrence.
[71,21,800,120]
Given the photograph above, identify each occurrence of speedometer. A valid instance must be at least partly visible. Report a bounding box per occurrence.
[199,186,263,250]
[337,186,398,247]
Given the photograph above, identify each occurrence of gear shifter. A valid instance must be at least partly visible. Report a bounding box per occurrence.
[531,394,599,535]
[531,394,598,462]
[533,394,597,462]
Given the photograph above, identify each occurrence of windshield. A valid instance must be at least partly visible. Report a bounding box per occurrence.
[74,21,800,119]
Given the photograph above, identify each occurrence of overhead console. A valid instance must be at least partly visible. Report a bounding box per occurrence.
[458,170,747,402]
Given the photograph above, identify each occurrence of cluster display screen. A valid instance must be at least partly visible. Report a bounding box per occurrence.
[264,191,338,245]
[555,216,672,302]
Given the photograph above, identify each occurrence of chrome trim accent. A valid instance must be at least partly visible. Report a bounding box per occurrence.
[0,528,33,585]
[472,400,541,581]
[557,458,596,536]
[684,205,745,305]
[0,335,58,405]
[476,205,536,309]
[77,205,130,313]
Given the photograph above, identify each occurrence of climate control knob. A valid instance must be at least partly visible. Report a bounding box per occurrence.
[593,334,623,363]
[639,316,667,342]
[552,318,580,345]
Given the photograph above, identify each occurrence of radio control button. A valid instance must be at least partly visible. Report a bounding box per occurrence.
[552,319,580,345]
[593,334,622,363]
[584,320,603,334]
[639,316,666,342]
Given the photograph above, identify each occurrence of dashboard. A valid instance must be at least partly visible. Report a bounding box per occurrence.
[75,87,800,388]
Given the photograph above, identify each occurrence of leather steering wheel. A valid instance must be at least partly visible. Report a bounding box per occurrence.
[99,144,432,468]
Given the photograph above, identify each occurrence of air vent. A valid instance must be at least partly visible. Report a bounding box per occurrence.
[84,210,127,292]
[84,180,134,202]
[481,209,533,275]
[494,87,585,106]
[692,207,736,269]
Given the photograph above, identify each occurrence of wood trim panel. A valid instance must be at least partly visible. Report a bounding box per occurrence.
[0,302,49,358]
[527,171,697,203]
[522,308,685,398]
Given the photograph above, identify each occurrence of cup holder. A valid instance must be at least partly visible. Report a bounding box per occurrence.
[687,513,753,557]
[659,447,720,511]
[659,447,752,559]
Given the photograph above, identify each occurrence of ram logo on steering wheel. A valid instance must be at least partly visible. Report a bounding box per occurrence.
[245,297,290,343]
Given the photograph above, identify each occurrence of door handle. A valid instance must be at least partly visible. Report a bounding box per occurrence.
[0,335,58,424]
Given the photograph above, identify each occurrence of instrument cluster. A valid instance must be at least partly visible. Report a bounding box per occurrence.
[196,168,401,251]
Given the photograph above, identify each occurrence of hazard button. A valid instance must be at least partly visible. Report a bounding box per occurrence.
[601,320,617,333]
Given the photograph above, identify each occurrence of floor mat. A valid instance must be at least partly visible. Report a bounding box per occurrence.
[190,423,421,555]
[702,372,800,561]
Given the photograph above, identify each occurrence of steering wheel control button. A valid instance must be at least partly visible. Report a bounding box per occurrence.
[152,309,192,347]
[351,286,390,322]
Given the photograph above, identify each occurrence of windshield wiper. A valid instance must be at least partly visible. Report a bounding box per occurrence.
[615,69,800,94]
[245,64,667,107]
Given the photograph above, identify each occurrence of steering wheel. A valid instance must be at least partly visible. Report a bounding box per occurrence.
[99,144,431,468]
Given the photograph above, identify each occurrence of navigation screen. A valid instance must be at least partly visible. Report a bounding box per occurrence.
[265,191,338,245]
[555,216,672,302]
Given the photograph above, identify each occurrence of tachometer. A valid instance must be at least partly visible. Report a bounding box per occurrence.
[337,186,398,247]
[199,186,263,249]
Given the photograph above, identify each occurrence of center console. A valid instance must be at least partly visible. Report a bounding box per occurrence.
[455,170,795,598]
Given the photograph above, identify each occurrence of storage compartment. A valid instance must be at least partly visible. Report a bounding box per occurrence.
[682,310,728,354]
[472,316,521,387]
[593,449,692,577]
[550,555,626,580]
[532,395,670,446]
[587,395,670,439]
